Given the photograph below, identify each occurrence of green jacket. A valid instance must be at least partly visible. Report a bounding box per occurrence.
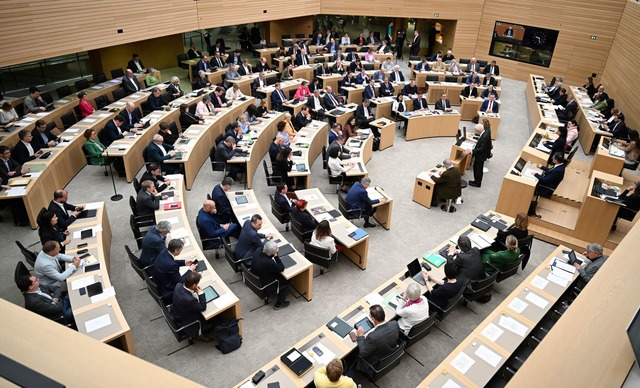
[84,139,106,165]
[482,248,520,274]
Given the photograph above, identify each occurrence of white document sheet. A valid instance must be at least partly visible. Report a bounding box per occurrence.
[85,314,112,333]
[71,276,95,291]
[499,316,528,337]
[507,297,528,314]
[475,345,502,367]
[481,323,504,343]
[90,286,116,303]
[450,352,475,374]
[531,275,549,290]
[525,292,549,309]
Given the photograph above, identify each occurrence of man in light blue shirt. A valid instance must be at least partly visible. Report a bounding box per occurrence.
[34,240,80,290]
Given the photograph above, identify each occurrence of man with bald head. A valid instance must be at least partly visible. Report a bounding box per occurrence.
[465,123,492,188]
[121,102,143,132]
[121,69,142,95]
[47,189,85,230]
[196,200,240,249]
[146,134,177,174]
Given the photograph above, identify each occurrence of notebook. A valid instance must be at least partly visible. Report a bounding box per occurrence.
[328,209,341,218]
[348,228,368,241]
[471,219,491,231]
[422,252,446,268]
[278,244,295,256]
[326,317,353,338]
[163,202,182,210]
[279,254,296,269]
[280,349,313,377]
[77,209,97,219]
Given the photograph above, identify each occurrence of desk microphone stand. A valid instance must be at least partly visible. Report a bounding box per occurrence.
[104,148,123,201]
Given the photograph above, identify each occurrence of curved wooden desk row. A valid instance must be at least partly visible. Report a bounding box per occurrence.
[0,74,149,148]
[414,71,502,89]
[154,175,243,332]
[257,78,306,111]
[0,85,167,228]
[235,211,511,388]
[228,70,280,96]
[568,86,612,155]
[61,201,135,353]
[419,245,579,388]
[181,54,227,82]
[525,74,561,131]
[426,82,501,106]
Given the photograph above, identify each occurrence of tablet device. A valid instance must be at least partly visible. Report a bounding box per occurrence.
[203,286,220,303]
[77,209,97,219]
[278,244,295,257]
[86,282,103,297]
[195,260,207,272]
[85,263,100,272]
[80,229,93,240]
[235,195,248,204]
[354,316,375,334]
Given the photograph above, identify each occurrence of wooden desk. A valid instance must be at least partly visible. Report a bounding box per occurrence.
[412,167,444,209]
[324,103,358,126]
[590,136,625,177]
[226,189,314,300]
[404,110,461,141]
[419,245,578,387]
[64,202,135,354]
[154,176,244,332]
[254,47,281,65]
[478,112,500,140]
[291,65,314,83]
[289,121,328,189]
[415,71,502,89]
[569,86,612,155]
[317,74,342,94]
[460,97,483,121]
[369,118,395,151]
[257,79,305,110]
[426,82,502,106]
[525,74,561,130]
[183,55,228,82]
[572,171,623,243]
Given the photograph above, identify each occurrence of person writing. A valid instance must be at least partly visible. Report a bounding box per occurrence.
[395,283,430,335]
[423,262,463,311]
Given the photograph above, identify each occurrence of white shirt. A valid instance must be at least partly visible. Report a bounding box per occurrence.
[341,37,350,45]
[155,142,167,156]
[21,140,34,156]
[128,77,139,91]
[195,101,213,117]
[395,296,430,335]
[392,100,406,113]
[328,157,348,177]
[134,60,143,72]
[311,231,337,255]
[225,87,245,101]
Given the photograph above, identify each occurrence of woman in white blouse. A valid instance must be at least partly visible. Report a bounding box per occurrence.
[341,33,351,45]
[395,283,431,335]
[310,220,337,255]
[327,146,354,191]
[195,95,218,118]
[0,102,19,127]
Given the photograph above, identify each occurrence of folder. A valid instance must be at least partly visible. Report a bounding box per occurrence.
[348,228,368,241]
[422,252,446,268]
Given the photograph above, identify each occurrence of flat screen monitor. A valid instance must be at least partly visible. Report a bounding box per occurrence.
[489,21,559,67]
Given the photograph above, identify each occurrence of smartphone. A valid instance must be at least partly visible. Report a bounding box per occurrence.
[80,253,91,259]
[77,243,88,248]
[77,249,88,255]
[192,259,199,265]
[312,346,323,356]
[79,288,86,296]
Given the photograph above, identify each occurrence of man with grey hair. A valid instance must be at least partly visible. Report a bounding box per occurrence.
[167,76,184,100]
[346,177,389,228]
[146,134,177,174]
[431,158,462,211]
[327,135,353,160]
[225,82,245,101]
[573,243,608,289]
[146,87,166,111]
[121,102,142,132]
[250,240,290,310]
[446,235,484,282]
[466,123,492,188]
[215,136,242,180]
[140,221,172,267]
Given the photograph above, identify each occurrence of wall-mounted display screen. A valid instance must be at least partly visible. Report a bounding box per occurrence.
[489,21,559,67]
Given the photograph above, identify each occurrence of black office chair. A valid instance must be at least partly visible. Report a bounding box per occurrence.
[314,57,326,64]
[14,261,30,286]
[290,216,313,244]
[303,241,338,275]
[141,101,152,116]
[15,241,37,268]
[125,244,152,283]
[81,144,110,176]
[222,236,248,274]
[128,195,155,227]
[132,177,141,194]
[409,55,421,61]
[194,215,222,258]
[337,192,361,221]
[93,74,107,84]
[129,214,149,250]
[112,87,126,101]
[240,262,278,311]
[327,167,344,194]
[111,68,125,79]
[142,269,164,307]
[45,121,57,134]
[400,312,438,350]
[75,78,90,91]
[60,111,77,129]
[459,58,471,64]
[462,271,499,305]
[263,160,283,187]
[39,91,54,105]
[445,75,458,83]
[428,285,465,320]
[160,302,200,352]
[358,339,407,383]
[176,53,189,69]
[490,254,525,284]
[55,85,72,99]
[269,195,290,231]
[517,235,534,270]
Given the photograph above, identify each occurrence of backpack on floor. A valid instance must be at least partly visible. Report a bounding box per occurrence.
[214,318,242,354]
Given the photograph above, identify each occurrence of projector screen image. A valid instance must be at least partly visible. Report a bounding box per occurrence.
[489,21,559,67]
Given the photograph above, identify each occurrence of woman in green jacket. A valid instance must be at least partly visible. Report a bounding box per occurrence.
[83,128,107,165]
[482,235,520,274]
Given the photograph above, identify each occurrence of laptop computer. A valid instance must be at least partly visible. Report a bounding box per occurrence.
[203,286,220,303]
[511,157,527,175]
[529,133,542,148]
[407,258,427,285]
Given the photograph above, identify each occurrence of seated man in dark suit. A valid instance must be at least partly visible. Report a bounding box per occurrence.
[196,199,240,249]
[211,177,235,224]
[294,106,313,130]
[226,50,242,66]
[609,114,628,140]
[255,57,271,73]
[316,62,331,76]
[269,136,284,164]
[557,96,578,121]
[413,91,428,111]
[363,79,376,100]
[462,82,478,99]
[402,80,418,96]
[341,72,357,94]
[238,59,253,76]
[251,241,290,310]
[140,221,172,267]
[120,102,143,132]
[274,183,295,220]
[355,69,370,85]
[270,83,287,112]
[328,135,353,160]
[295,50,311,66]
[153,239,196,304]
[434,93,452,111]
[48,189,84,230]
[136,180,168,220]
[346,177,388,228]
[355,100,377,135]
[483,60,500,76]
[100,115,128,147]
[12,130,44,165]
[528,152,566,217]
[481,75,497,87]
[0,145,28,185]
[480,94,499,113]
[307,89,326,120]
[552,88,568,107]
[170,272,213,342]
[121,69,142,95]
[140,163,170,193]
[146,134,178,174]
[431,159,462,210]
[378,77,395,97]
[465,71,481,85]
[389,65,405,83]
[17,274,73,323]
[445,235,484,282]
[234,214,273,262]
[126,53,146,73]
[31,120,58,149]
[147,87,166,111]
[215,136,243,180]
[355,305,400,378]
[481,84,498,99]
[322,86,342,110]
[196,55,212,73]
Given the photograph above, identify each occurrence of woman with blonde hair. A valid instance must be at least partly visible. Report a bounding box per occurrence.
[482,235,520,274]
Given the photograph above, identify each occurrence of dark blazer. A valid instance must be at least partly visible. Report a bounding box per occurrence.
[38,227,66,251]
[127,59,145,72]
[170,283,206,338]
[47,200,77,230]
[250,248,285,287]
[379,82,395,97]
[153,250,189,303]
[328,140,351,160]
[472,130,492,162]
[291,207,317,233]
[482,76,497,87]
[462,85,478,98]
[31,129,56,150]
[546,136,566,165]
[294,112,311,130]
[450,248,484,281]
[295,54,310,66]
[356,73,370,85]
[415,62,431,71]
[121,109,142,131]
[197,59,211,73]
[483,64,500,76]
[140,226,166,267]
[325,42,340,53]
[23,284,63,320]
[273,158,293,185]
[11,141,39,165]
[167,84,184,100]
[356,320,400,376]
[274,192,293,217]
[432,167,462,201]
[271,89,287,111]
[226,53,242,65]
[345,52,359,62]
[323,93,341,110]
[101,119,124,147]
[480,99,499,113]
[346,181,379,211]
[465,75,480,85]
[307,95,326,112]
[196,208,226,250]
[610,121,628,140]
[467,63,481,73]
[355,104,373,127]
[136,189,160,219]
[140,171,167,192]
[180,111,200,129]
[481,88,499,99]
[211,184,232,218]
[255,62,270,73]
[413,97,428,110]
[235,220,266,260]
[435,99,451,111]
[214,142,236,167]
[0,157,23,184]
[342,75,356,88]
[146,142,175,168]
[147,94,165,111]
[316,65,330,76]
[187,48,202,59]
[211,56,225,69]
[390,71,405,83]
[122,76,142,95]
[238,64,253,76]
[553,93,568,107]
[269,142,282,164]
[535,164,565,198]
[402,84,418,95]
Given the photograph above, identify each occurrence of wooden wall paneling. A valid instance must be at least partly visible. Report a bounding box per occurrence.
[266,16,314,45]
[475,0,626,85]
[600,0,640,131]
